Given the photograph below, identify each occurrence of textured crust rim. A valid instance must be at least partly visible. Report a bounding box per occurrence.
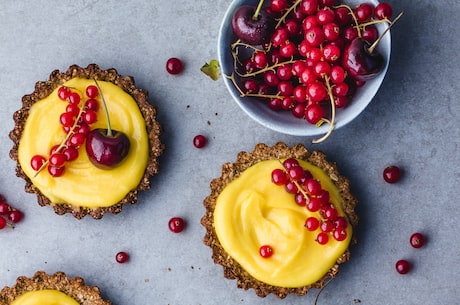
[0,271,111,305]
[200,142,359,299]
[9,64,164,219]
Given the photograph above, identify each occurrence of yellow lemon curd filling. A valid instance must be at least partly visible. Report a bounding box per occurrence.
[214,159,352,288]
[17,78,149,208]
[11,290,79,305]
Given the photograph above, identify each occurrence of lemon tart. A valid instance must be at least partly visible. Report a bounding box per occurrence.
[201,142,358,298]
[0,271,111,305]
[9,64,163,219]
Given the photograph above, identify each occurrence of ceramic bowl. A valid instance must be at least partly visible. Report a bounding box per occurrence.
[218,0,391,137]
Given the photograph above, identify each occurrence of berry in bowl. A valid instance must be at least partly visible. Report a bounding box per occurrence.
[218,0,401,142]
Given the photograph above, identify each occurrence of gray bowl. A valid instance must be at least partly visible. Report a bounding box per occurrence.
[218,0,391,137]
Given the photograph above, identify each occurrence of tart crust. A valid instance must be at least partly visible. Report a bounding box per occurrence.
[0,271,111,305]
[9,64,164,219]
[201,142,358,298]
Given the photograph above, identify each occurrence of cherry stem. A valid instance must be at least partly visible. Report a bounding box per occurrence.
[252,0,265,20]
[368,11,404,54]
[93,78,112,137]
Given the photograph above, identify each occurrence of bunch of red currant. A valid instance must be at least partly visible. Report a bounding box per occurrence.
[30,84,100,177]
[0,195,24,230]
[230,0,397,142]
[271,158,349,246]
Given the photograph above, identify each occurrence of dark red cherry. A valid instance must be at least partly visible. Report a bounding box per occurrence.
[232,5,276,45]
[85,128,130,169]
[342,37,384,81]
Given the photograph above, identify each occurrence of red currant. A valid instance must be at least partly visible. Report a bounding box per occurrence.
[8,210,23,223]
[305,217,320,231]
[68,92,81,105]
[85,85,99,98]
[306,197,322,212]
[375,2,393,20]
[304,178,322,196]
[115,251,129,263]
[0,217,6,230]
[354,3,374,22]
[316,232,329,245]
[299,0,318,15]
[63,147,79,161]
[270,0,287,12]
[166,57,184,75]
[410,232,426,248]
[284,181,298,194]
[0,202,11,216]
[59,112,75,128]
[395,259,411,274]
[305,104,325,124]
[168,217,186,233]
[259,245,274,258]
[57,87,71,101]
[193,135,207,148]
[48,165,65,177]
[49,153,66,167]
[271,169,288,185]
[30,155,46,171]
[82,110,98,124]
[383,165,401,183]
[85,99,99,111]
[333,228,348,241]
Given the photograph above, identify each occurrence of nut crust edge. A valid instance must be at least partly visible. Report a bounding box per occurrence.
[200,142,359,298]
[8,64,164,219]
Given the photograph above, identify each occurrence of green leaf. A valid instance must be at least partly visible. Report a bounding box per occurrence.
[201,60,220,81]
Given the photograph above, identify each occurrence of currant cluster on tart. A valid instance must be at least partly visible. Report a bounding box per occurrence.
[0,271,111,305]
[9,64,163,219]
[201,142,358,298]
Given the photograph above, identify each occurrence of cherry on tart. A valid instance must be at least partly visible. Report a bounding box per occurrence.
[86,129,130,168]
[85,79,131,169]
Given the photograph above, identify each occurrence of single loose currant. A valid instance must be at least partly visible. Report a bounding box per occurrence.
[168,217,186,233]
[259,245,274,258]
[383,165,401,183]
[395,259,411,274]
[193,135,207,148]
[410,232,426,249]
[115,251,129,263]
[166,57,184,75]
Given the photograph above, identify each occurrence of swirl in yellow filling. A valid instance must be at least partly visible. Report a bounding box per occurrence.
[17,78,149,208]
[11,290,79,305]
[214,159,352,288]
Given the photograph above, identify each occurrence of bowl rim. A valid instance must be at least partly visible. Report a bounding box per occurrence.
[218,0,391,137]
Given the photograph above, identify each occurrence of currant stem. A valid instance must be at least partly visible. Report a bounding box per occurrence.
[34,85,86,177]
[252,0,265,20]
[93,79,112,137]
[368,11,404,54]
[275,0,302,28]
[312,76,335,144]
[335,4,362,38]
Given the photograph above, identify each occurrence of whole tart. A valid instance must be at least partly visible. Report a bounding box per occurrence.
[9,64,163,219]
[201,142,358,298]
[0,271,111,305]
